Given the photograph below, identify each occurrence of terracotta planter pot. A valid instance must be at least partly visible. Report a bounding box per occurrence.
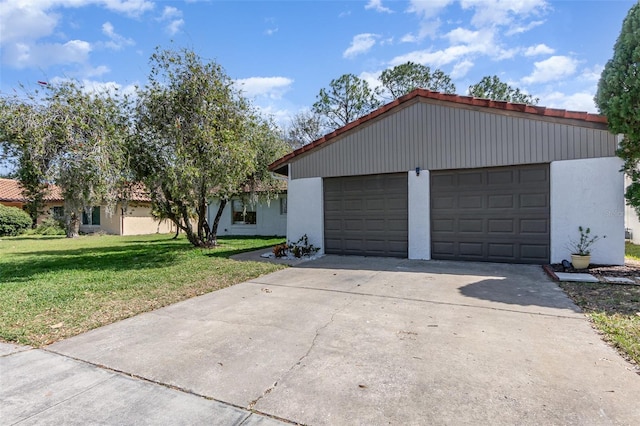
[571,254,591,269]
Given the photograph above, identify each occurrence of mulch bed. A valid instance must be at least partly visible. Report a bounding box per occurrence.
[548,260,640,284]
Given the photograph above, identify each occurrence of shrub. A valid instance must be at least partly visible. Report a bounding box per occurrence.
[0,205,32,236]
[288,234,320,258]
[26,218,66,236]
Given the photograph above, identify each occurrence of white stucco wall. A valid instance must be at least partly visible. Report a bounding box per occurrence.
[408,169,430,260]
[550,157,625,265]
[208,195,287,237]
[287,176,324,254]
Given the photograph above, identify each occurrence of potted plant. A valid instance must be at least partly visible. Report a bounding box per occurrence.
[569,226,604,269]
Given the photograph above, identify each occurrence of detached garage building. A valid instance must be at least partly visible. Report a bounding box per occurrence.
[270,90,624,265]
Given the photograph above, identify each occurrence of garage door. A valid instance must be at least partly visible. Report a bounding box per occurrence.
[431,164,550,264]
[324,173,408,257]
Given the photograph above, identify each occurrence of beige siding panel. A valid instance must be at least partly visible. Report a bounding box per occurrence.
[291,100,617,179]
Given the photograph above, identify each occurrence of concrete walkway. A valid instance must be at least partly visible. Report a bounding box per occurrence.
[0,343,285,425]
[3,256,639,425]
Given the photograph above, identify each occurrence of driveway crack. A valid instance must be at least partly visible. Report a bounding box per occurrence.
[247,296,355,410]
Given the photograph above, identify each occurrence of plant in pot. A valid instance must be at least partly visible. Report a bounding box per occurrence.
[569,226,605,269]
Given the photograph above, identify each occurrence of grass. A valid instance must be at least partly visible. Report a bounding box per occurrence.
[0,234,285,347]
[625,241,640,261]
[558,242,640,367]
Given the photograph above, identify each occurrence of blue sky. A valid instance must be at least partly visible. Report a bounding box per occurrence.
[0,0,636,129]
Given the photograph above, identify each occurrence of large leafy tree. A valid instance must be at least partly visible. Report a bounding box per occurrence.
[379,62,456,100]
[0,96,60,227]
[132,47,287,248]
[595,3,640,214]
[468,75,539,105]
[0,82,130,236]
[312,73,382,130]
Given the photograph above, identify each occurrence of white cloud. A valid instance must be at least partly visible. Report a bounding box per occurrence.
[390,45,473,68]
[101,21,134,50]
[580,64,604,82]
[359,70,383,92]
[159,6,184,35]
[0,0,152,69]
[84,64,111,77]
[402,0,453,42]
[542,91,597,113]
[160,6,181,20]
[0,1,59,45]
[100,0,155,17]
[234,76,294,99]
[445,27,483,45]
[166,19,184,35]
[365,0,393,14]
[343,33,379,59]
[407,0,454,19]
[506,20,544,35]
[6,39,92,69]
[451,59,474,79]
[460,0,548,29]
[265,27,278,36]
[522,55,579,84]
[524,43,555,57]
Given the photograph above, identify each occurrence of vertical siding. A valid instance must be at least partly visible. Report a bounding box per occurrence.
[291,100,617,179]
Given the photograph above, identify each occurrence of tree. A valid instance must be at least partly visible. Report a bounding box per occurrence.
[312,74,382,130]
[595,3,640,214]
[132,47,288,248]
[379,62,456,100]
[468,75,539,105]
[0,97,59,227]
[0,82,129,235]
[284,110,325,149]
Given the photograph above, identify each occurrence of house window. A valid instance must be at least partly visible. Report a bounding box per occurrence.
[52,206,64,220]
[280,197,287,215]
[82,206,100,225]
[232,200,256,224]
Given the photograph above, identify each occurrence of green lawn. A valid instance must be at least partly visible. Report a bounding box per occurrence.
[0,234,285,347]
[625,241,640,261]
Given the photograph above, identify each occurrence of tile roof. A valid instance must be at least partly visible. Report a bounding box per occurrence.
[0,178,64,202]
[269,89,609,173]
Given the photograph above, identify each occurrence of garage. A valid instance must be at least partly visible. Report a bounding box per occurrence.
[431,164,550,264]
[324,173,407,257]
[270,90,623,265]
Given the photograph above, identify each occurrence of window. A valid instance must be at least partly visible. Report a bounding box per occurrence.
[280,197,287,215]
[52,206,64,220]
[82,206,100,226]
[231,200,256,224]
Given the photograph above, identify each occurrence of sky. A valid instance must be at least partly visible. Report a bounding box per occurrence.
[0,0,637,131]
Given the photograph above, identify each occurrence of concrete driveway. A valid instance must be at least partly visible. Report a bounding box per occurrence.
[15,256,640,424]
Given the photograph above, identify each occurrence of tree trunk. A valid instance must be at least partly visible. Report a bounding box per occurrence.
[66,210,80,238]
[207,199,227,247]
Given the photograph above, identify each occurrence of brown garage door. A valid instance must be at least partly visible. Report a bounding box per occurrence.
[324,173,408,257]
[431,164,550,264]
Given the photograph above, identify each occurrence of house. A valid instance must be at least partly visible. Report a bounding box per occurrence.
[0,178,64,224]
[0,178,175,235]
[79,186,176,236]
[270,89,624,265]
[207,182,287,237]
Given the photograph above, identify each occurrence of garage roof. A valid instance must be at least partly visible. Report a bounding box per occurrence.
[269,89,608,176]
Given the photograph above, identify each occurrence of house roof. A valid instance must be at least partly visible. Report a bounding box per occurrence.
[269,89,609,174]
[0,178,64,203]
